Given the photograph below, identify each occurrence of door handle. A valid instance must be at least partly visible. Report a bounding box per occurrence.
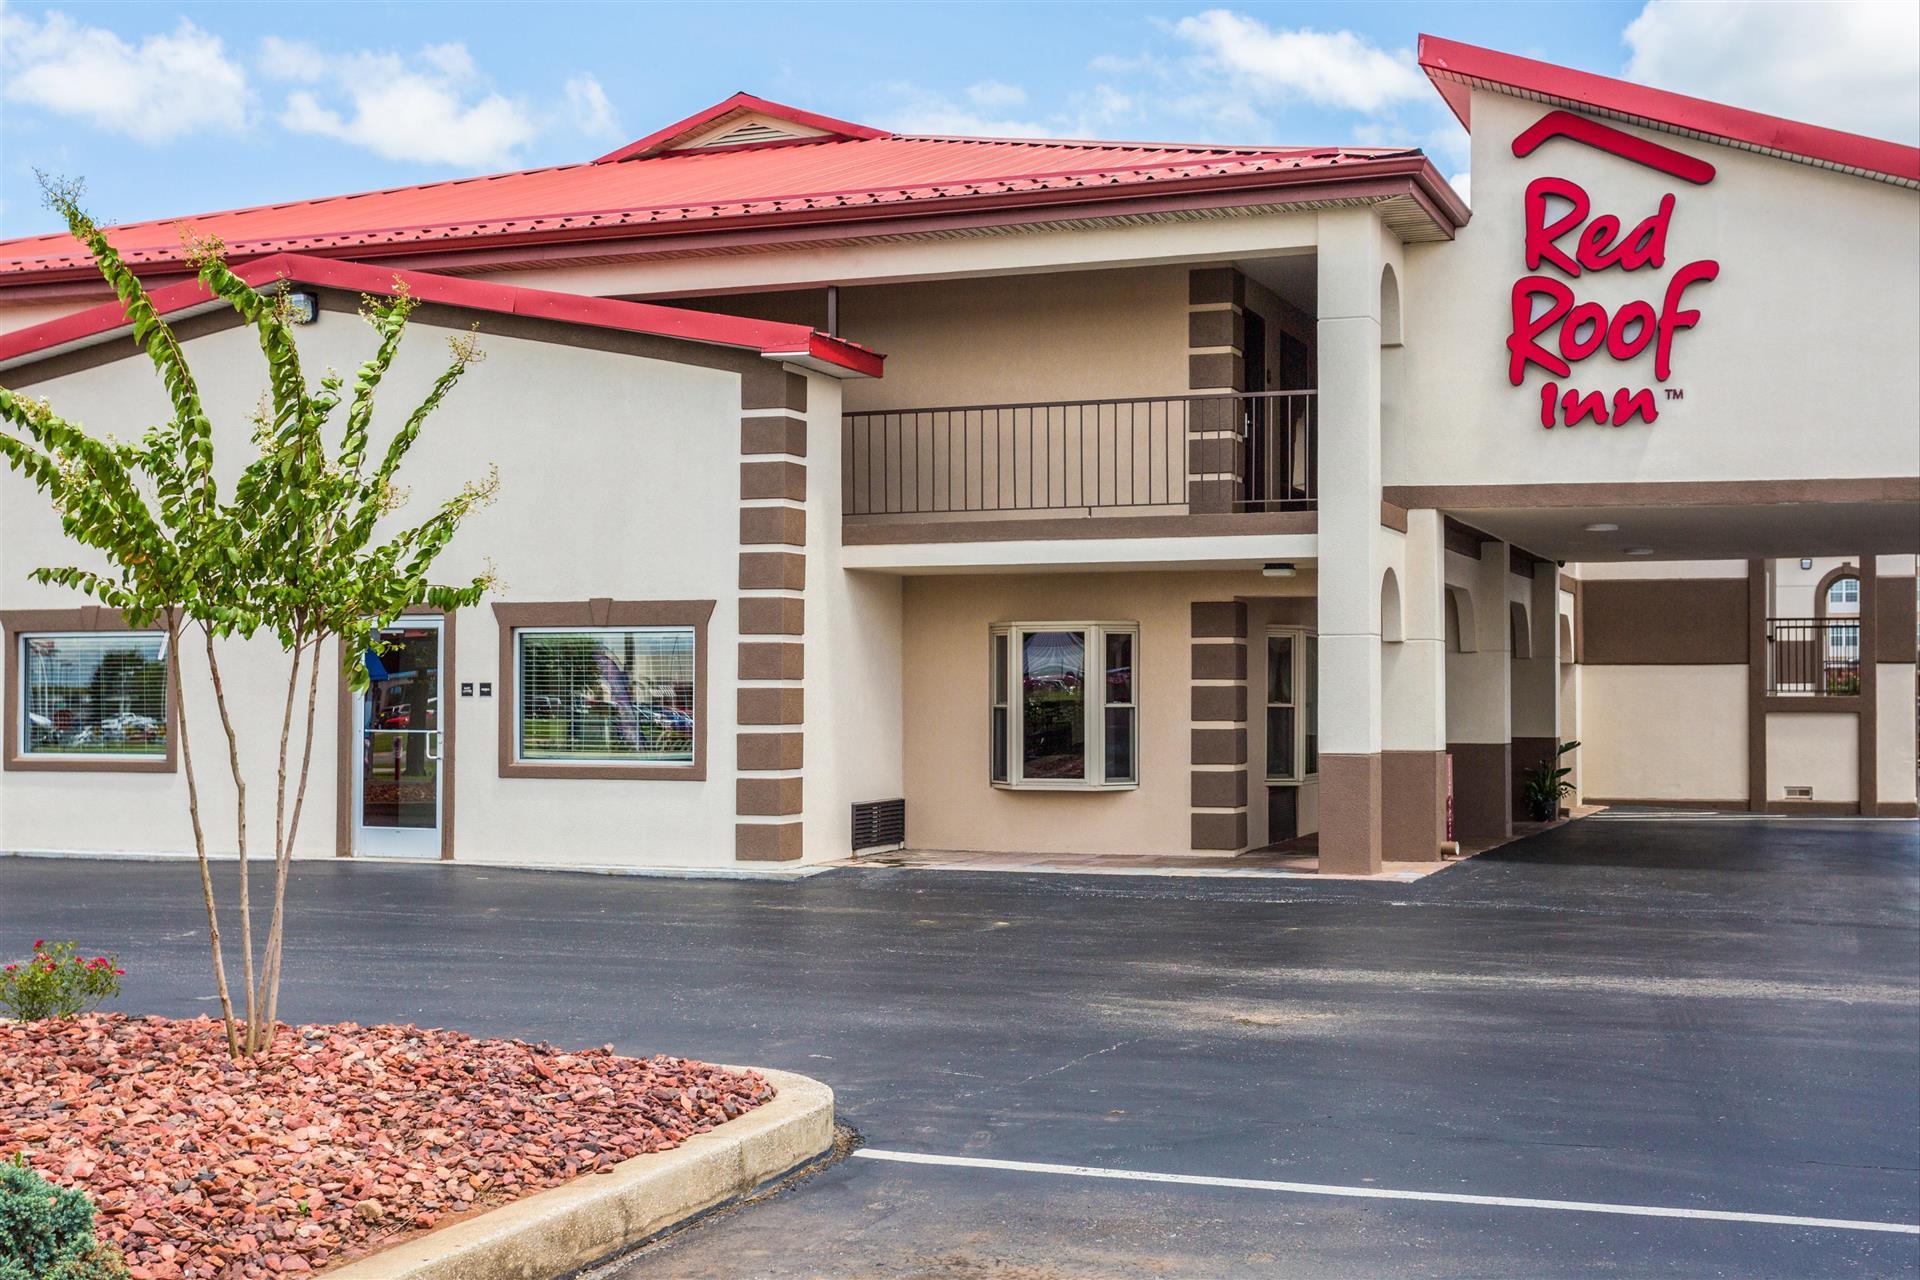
[426,731,441,762]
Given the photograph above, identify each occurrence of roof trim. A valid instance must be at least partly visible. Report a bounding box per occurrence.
[595,93,888,164]
[1418,33,1920,188]
[0,253,883,378]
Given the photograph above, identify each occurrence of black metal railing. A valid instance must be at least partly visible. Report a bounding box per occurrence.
[1766,617,1862,695]
[841,390,1316,517]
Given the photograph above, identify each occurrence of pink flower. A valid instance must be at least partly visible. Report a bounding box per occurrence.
[114,969,125,976]
[32,940,44,950]
[4,965,14,972]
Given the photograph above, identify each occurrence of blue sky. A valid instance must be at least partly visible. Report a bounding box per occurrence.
[2,1,1915,239]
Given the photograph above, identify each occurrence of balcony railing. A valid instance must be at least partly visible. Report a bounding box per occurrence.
[842,390,1316,518]
[1766,617,1862,695]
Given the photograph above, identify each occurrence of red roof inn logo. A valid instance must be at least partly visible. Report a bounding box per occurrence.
[1505,111,1719,429]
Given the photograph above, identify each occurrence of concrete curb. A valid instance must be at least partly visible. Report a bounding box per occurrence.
[326,1068,833,1280]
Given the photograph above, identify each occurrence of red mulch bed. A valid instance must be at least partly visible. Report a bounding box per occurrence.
[1,1014,775,1279]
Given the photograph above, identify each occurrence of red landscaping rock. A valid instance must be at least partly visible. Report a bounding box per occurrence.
[0,1014,775,1279]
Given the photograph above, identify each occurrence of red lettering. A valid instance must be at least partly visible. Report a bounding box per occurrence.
[1605,300,1657,360]
[1508,277,1575,384]
[1560,301,1609,363]
[1618,194,1674,270]
[1562,387,1609,425]
[1576,214,1624,271]
[1612,388,1659,424]
[1654,259,1718,380]
[1541,382,1559,428]
[1523,176,1588,276]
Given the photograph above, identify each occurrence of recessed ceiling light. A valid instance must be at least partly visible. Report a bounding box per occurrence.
[1261,562,1297,578]
[1584,522,1619,532]
[1625,547,1656,556]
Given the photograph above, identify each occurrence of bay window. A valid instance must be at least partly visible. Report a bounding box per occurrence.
[1265,629,1318,783]
[989,623,1138,789]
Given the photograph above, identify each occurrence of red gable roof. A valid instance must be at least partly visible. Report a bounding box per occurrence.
[0,96,1462,288]
[0,253,883,378]
[1419,33,1920,188]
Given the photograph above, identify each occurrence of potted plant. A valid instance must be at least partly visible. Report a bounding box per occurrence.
[1520,740,1580,823]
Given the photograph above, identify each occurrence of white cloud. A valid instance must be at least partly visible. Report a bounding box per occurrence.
[564,74,620,139]
[258,35,326,83]
[1171,11,1426,114]
[1447,171,1471,206]
[1623,0,1919,143]
[966,81,1028,111]
[274,42,539,167]
[0,10,250,142]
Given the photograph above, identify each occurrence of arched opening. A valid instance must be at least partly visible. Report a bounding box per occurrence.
[1380,567,1404,643]
[1814,563,1861,619]
[1379,264,1403,347]
[1509,601,1532,660]
[1445,586,1476,653]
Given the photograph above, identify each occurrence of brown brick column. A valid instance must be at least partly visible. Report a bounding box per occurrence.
[1187,268,1246,514]
[736,368,808,861]
[1190,601,1249,850]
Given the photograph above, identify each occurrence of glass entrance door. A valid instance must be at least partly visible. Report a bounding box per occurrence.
[352,619,443,858]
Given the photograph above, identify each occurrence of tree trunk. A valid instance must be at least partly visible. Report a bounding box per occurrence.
[168,613,240,1057]
[203,628,257,1054]
[258,636,321,1053]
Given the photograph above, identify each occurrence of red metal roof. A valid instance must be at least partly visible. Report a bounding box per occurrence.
[1419,33,1920,187]
[0,253,883,378]
[0,99,1448,286]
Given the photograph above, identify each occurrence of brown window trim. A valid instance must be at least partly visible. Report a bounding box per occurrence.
[2,607,179,774]
[493,599,715,781]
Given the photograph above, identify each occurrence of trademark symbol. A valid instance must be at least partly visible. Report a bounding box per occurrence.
[1664,388,1685,401]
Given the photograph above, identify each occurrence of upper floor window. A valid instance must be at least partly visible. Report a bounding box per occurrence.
[1826,577,1860,614]
[990,623,1137,789]
[20,632,169,759]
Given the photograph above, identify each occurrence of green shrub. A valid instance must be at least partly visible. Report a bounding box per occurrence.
[0,1156,128,1280]
[0,943,123,1021]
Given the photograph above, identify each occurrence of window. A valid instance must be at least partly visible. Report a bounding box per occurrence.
[514,627,695,764]
[1265,629,1318,782]
[20,632,168,759]
[989,623,1137,789]
[1826,577,1860,614]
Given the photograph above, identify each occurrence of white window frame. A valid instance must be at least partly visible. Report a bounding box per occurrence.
[18,630,170,762]
[1826,577,1860,613]
[1265,627,1319,784]
[989,621,1139,791]
[512,625,697,766]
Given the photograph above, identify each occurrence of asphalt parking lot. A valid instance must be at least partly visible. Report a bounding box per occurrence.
[4,811,1916,1278]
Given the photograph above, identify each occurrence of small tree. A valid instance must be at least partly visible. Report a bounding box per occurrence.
[0,178,496,1057]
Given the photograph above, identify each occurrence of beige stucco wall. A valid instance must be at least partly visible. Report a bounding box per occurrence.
[0,297,92,336]
[1877,663,1918,806]
[900,569,1311,855]
[1765,712,1859,803]
[1397,90,1920,488]
[0,303,755,866]
[1577,665,1747,801]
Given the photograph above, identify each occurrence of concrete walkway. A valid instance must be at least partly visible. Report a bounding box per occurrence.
[4,813,1916,1278]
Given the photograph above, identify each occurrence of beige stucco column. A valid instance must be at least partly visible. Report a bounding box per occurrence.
[1446,535,1513,843]
[1509,563,1562,820]
[1382,508,1448,859]
[1315,211,1389,874]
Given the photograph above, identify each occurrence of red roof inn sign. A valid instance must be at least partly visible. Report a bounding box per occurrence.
[1506,111,1720,429]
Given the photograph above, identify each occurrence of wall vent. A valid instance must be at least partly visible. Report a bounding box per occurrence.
[1784,785,1814,799]
[851,798,906,853]
[695,121,803,148]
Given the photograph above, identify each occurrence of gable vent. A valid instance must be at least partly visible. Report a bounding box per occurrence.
[851,798,906,853]
[694,121,804,149]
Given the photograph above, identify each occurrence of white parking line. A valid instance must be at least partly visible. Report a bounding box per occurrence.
[853,1149,1920,1235]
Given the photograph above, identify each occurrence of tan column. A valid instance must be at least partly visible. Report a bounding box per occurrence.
[1510,556,1561,820]
[1315,211,1386,875]
[736,368,809,861]
[1186,267,1246,514]
[1190,601,1249,850]
[1382,508,1447,859]
[1446,534,1512,843]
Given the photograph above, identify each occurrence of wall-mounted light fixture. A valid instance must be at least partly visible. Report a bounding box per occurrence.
[1799,558,1813,570]
[284,291,319,324]
[1262,563,1297,578]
